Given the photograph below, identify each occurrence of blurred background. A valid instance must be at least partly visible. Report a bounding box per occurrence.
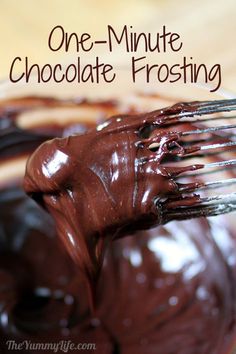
[0,0,235,93]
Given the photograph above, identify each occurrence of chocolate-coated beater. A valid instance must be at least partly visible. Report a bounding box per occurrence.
[24,99,236,287]
[95,98,236,224]
[139,99,236,222]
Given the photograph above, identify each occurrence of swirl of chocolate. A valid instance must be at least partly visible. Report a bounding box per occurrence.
[0,96,235,353]
[24,104,201,289]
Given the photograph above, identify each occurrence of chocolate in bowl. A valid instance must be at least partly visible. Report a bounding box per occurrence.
[0,82,235,354]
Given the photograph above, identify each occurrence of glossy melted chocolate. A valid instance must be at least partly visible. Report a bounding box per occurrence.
[23,103,205,294]
[0,97,235,353]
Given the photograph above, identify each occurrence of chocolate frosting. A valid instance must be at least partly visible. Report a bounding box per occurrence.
[23,103,205,289]
[0,96,235,353]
